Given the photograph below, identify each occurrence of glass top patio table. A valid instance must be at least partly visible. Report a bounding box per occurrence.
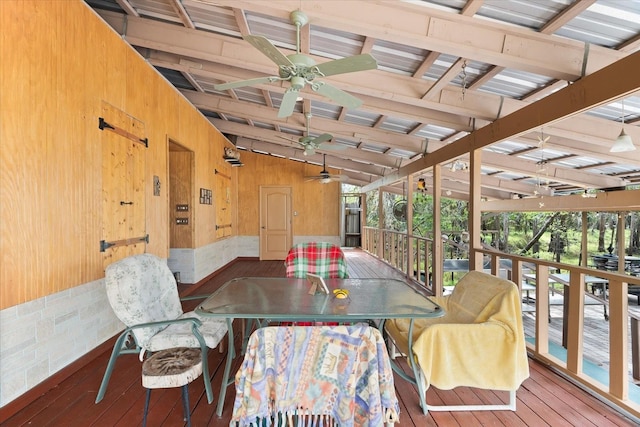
[195,277,442,321]
[195,277,443,416]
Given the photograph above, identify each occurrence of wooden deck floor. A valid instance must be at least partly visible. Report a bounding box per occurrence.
[3,249,639,426]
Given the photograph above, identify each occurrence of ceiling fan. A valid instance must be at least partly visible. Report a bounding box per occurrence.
[213,10,378,118]
[279,112,345,156]
[305,154,349,184]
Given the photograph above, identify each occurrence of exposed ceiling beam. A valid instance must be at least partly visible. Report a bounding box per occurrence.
[130,26,636,151]
[461,0,484,17]
[115,0,138,16]
[234,137,388,177]
[196,0,626,78]
[468,65,504,90]
[412,51,439,78]
[483,189,640,212]
[169,0,196,29]
[209,118,399,170]
[619,33,640,52]
[421,57,467,100]
[539,0,596,35]
[106,15,636,161]
[362,51,640,192]
[232,8,251,36]
[184,91,426,151]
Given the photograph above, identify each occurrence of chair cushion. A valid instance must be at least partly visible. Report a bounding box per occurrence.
[284,242,348,278]
[146,312,228,352]
[105,254,184,348]
[142,347,203,389]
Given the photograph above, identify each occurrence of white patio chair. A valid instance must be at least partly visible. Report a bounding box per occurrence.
[95,253,227,404]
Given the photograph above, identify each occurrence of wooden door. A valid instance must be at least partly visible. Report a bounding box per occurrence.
[101,103,146,267]
[259,186,292,260]
[169,144,194,248]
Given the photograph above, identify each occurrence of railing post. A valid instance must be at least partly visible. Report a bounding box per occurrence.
[632,314,640,381]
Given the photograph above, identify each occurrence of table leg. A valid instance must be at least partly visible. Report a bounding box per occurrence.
[562,285,568,348]
[216,318,236,417]
[632,316,640,381]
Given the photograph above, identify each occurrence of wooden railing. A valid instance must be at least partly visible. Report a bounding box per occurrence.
[363,227,433,288]
[362,226,640,418]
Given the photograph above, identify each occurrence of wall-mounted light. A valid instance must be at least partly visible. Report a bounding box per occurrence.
[611,100,636,152]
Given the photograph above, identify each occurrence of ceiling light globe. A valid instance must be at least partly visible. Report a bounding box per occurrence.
[610,129,636,152]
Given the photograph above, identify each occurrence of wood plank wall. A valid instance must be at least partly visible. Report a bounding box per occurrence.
[237,151,341,237]
[0,0,235,309]
[0,0,344,310]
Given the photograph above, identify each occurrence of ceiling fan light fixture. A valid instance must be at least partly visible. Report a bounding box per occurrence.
[610,129,635,152]
[319,177,332,184]
[303,147,315,156]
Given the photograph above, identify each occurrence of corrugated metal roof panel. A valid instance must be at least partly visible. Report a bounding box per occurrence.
[309,101,342,120]
[185,2,240,36]
[415,124,457,140]
[309,27,367,59]
[234,87,268,105]
[129,0,181,23]
[555,1,640,48]
[371,40,431,76]
[476,0,571,31]
[379,117,420,134]
[479,68,555,98]
[245,12,295,49]
[344,110,382,127]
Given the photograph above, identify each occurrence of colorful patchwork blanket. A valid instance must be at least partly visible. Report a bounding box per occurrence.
[284,242,348,279]
[231,324,399,427]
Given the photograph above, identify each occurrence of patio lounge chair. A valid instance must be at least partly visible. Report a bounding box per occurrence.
[385,270,530,414]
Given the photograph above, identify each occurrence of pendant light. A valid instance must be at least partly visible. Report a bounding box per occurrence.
[610,99,636,152]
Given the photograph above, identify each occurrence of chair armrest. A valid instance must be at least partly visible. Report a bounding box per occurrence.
[126,317,203,331]
[180,294,211,302]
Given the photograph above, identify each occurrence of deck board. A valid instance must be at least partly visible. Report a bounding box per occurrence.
[2,249,638,426]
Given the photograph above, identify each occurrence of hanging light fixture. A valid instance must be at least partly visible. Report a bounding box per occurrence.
[610,99,636,152]
[417,178,427,193]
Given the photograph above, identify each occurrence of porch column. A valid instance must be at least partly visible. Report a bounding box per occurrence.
[609,212,629,399]
[432,164,442,296]
[468,149,483,271]
[377,187,384,259]
[407,174,414,278]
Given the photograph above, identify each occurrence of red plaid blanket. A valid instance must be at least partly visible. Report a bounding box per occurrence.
[284,242,348,279]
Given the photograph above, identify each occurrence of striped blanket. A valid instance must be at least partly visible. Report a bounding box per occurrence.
[231,324,399,427]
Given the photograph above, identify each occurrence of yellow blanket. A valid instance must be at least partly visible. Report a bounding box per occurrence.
[385,271,529,391]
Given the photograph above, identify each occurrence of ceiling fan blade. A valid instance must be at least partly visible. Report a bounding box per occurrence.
[214,76,283,91]
[311,81,362,109]
[319,142,347,151]
[243,35,294,68]
[311,133,333,144]
[277,134,300,144]
[314,54,378,77]
[278,88,300,118]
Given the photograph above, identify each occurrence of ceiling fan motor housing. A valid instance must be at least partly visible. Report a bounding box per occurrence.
[290,10,309,28]
[281,54,318,81]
